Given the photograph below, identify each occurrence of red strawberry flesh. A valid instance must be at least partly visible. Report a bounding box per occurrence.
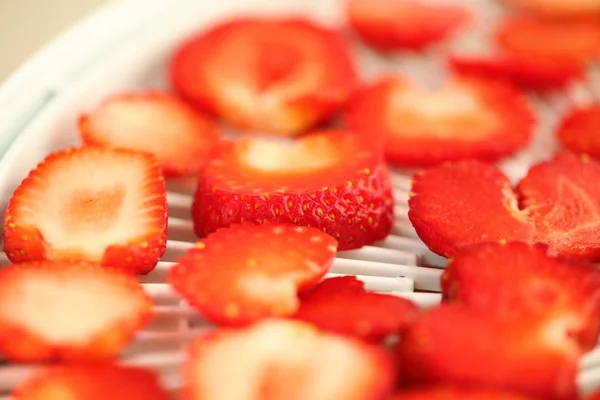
[557,104,600,158]
[390,386,542,400]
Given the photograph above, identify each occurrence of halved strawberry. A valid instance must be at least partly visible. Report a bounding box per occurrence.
[191,130,394,250]
[495,15,600,63]
[13,364,169,400]
[557,104,600,158]
[169,17,357,136]
[4,146,168,274]
[168,223,337,326]
[397,305,580,400]
[0,261,152,362]
[344,75,535,167]
[442,241,600,351]
[183,319,395,400]
[346,0,471,51]
[500,0,600,18]
[391,386,540,400]
[78,91,220,176]
[294,276,418,342]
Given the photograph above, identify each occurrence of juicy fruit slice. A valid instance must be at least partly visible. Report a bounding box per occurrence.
[408,160,534,257]
[169,18,357,136]
[183,319,395,400]
[13,364,169,400]
[390,386,541,400]
[442,241,600,351]
[4,146,168,274]
[345,76,535,167]
[397,305,580,400]
[78,91,220,176]
[0,261,153,362]
[295,276,418,342]
[168,223,337,326]
[557,105,600,158]
[346,0,470,51]
[500,0,600,18]
[192,130,394,250]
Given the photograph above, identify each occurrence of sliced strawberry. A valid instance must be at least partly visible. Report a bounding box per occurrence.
[558,104,600,158]
[78,91,220,176]
[408,160,534,257]
[397,305,580,400]
[346,0,471,51]
[442,241,600,351]
[0,261,152,362]
[169,17,357,136]
[345,75,535,167]
[4,146,168,274]
[183,319,395,400]
[495,15,600,63]
[294,276,418,342]
[13,364,169,400]
[191,130,394,250]
[391,386,541,400]
[168,223,337,326]
[500,0,600,18]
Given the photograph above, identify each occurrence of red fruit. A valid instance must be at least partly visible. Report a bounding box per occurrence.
[346,0,471,51]
[4,146,168,275]
[442,241,600,351]
[191,130,394,250]
[78,91,220,176]
[295,276,418,342]
[557,104,600,158]
[407,160,534,257]
[183,319,395,400]
[397,305,580,400]
[500,0,600,18]
[13,364,169,400]
[390,386,540,400]
[168,223,337,326]
[0,261,153,362]
[345,75,535,167]
[588,388,600,400]
[169,18,357,136]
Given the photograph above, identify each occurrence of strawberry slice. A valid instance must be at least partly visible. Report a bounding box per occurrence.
[169,18,357,136]
[168,223,337,326]
[346,0,471,51]
[78,91,220,176]
[442,241,600,351]
[183,319,395,400]
[0,261,152,362]
[557,104,600,158]
[345,75,535,167]
[294,276,418,342]
[191,130,394,250]
[500,0,600,18]
[397,305,580,400]
[495,15,600,63]
[4,146,168,274]
[391,386,541,400]
[13,364,169,400]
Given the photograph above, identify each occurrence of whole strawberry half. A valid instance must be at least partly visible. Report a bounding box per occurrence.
[4,146,168,274]
[390,386,541,400]
[557,104,600,159]
[169,17,357,136]
[192,130,394,250]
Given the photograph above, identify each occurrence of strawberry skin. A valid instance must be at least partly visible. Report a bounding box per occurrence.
[13,364,169,400]
[4,146,168,274]
[192,130,394,250]
[295,276,418,342]
[168,223,337,326]
[391,386,541,400]
[557,104,600,158]
[0,261,153,362]
[78,91,220,176]
[182,319,395,400]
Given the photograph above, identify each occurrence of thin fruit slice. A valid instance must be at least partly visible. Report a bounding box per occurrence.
[442,241,600,351]
[346,0,471,51]
[170,18,357,136]
[408,160,534,257]
[168,223,337,326]
[295,276,418,342]
[557,104,600,158]
[0,261,153,362]
[4,146,168,275]
[345,75,535,167]
[390,386,540,400]
[500,0,600,18]
[192,130,394,250]
[183,319,395,400]
[397,305,580,400]
[78,91,220,176]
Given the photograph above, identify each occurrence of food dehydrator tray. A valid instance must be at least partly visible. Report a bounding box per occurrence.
[1,0,600,397]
